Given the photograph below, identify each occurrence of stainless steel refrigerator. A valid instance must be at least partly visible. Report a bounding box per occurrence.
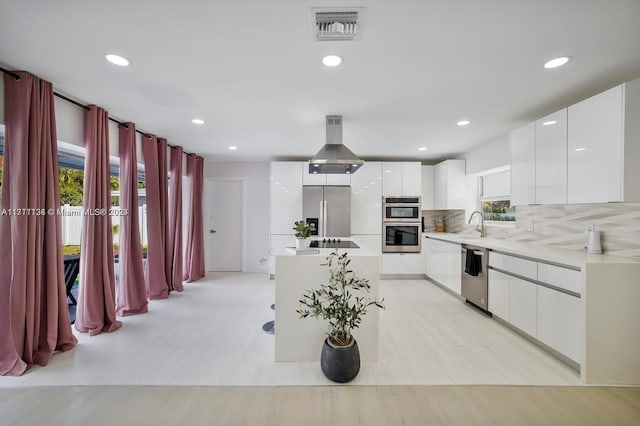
[303,186,351,238]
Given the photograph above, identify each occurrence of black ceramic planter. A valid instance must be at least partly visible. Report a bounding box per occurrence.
[320,338,360,383]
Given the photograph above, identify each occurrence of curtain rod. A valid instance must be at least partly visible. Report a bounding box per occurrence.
[0,66,197,157]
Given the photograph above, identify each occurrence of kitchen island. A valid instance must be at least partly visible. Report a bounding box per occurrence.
[274,245,380,362]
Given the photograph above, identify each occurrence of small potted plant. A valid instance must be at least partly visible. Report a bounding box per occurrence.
[297,250,384,382]
[293,220,314,249]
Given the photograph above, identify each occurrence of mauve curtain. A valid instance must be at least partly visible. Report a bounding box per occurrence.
[142,135,170,299]
[115,123,148,316]
[168,146,184,291]
[75,106,122,336]
[183,155,205,282]
[0,72,77,376]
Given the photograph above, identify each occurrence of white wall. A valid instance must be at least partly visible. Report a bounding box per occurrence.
[54,96,84,147]
[204,161,270,273]
[463,135,510,175]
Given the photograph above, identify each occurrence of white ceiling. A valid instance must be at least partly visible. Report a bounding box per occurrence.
[1,0,640,163]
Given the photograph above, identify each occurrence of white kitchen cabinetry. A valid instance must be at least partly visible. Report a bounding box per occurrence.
[351,162,382,235]
[303,167,351,186]
[537,285,582,363]
[488,269,510,321]
[382,162,402,195]
[401,162,422,196]
[535,109,567,204]
[510,123,536,206]
[489,252,538,337]
[433,160,466,209]
[270,162,303,235]
[424,238,462,295]
[509,276,538,338]
[422,236,430,275]
[489,250,584,365]
[382,162,422,196]
[567,80,640,203]
[421,165,434,210]
[382,253,422,275]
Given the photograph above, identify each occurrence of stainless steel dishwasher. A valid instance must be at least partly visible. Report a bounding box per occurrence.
[461,244,489,313]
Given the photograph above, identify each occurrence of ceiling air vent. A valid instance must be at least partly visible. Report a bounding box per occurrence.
[315,11,358,41]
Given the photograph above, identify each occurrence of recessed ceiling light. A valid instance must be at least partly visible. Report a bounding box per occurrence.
[418,147,428,151]
[457,120,470,126]
[191,118,205,125]
[575,147,586,152]
[322,55,342,67]
[385,170,392,173]
[105,54,130,66]
[542,120,557,126]
[544,56,570,69]
[228,146,238,150]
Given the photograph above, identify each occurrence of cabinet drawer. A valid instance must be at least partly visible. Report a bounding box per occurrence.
[537,263,582,295]
[489,252,537,281]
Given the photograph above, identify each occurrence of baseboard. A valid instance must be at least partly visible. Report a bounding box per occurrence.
[381,274,427,280]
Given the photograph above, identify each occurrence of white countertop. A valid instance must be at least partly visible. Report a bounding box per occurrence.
[278,246,378,257]
[423,232,639,268]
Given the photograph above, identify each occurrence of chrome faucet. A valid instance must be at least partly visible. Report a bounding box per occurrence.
[468,211,486,237]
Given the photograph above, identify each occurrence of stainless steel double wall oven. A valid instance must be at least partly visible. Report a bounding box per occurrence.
[382,196,421,253]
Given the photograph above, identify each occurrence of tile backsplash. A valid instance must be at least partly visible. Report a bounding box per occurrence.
[421,210,465,233]
[451,203,640,259]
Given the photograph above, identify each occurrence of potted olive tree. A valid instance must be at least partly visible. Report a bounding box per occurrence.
[293,220,314,249]
[297,250,384,382]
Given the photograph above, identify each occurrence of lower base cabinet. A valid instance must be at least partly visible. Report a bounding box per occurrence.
[509,276,538,338]
[537,286,582,363]
[488,250,583,368]
[382,253,422,275]
[488,270,510,320]
[424,238,461,295]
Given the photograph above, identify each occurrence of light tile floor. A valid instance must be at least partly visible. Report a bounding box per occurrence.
[0,273,582,387]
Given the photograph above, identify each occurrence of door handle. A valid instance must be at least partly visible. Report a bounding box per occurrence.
[210,229,216,234]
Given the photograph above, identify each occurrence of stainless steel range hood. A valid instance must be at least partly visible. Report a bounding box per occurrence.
[309,115,364,174]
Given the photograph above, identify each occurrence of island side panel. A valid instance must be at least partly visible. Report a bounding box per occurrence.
[275,254,380,362]
[583,262,640,385]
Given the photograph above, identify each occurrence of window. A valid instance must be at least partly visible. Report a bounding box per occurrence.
[479,169,515,224]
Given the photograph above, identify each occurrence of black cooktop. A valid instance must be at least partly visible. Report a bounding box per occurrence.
[309,239,360,249]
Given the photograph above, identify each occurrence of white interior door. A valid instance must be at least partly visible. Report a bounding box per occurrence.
[207,179,243,271]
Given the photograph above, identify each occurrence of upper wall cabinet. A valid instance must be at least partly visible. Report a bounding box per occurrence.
[535,109,568,204]
[421,165,434,210]
[270,162,303,235]
[433,159,466,209]
[303,165,351,186]
[351,162,382,234]
[510,123,535,206]
[567,80,640,203]
[382,162,421,196]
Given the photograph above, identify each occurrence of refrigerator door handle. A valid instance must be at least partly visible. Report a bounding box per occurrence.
[323,200,328,238]
[319,200,325,238]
